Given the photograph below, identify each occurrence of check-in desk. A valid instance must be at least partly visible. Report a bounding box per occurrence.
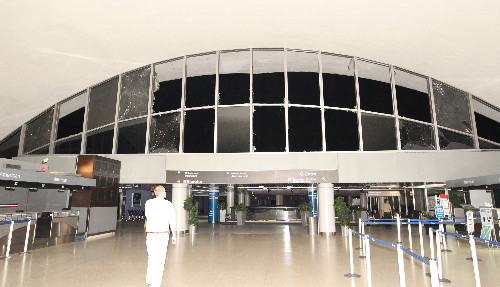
[33,211,79,248]
[247,207,300,222]
[0,212,37,257]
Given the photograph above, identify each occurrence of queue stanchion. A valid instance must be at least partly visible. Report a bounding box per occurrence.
[429,259,440,287]
[396,244,406,287]
[419,221,425,258]
[344,229,361,278]
[407,219,413,251]
[429,228,435,260]
[441,221,451,252]
[435,230,450,283]
[0,221,15,259]
[356,218,362,250]
[469,236,481,287]
[360,222,366,258]
[365,235,372,287]
[396,214,402,244]
[20,219,31,255]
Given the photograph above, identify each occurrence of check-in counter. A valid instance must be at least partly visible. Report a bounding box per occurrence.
[33,210,79,249]
[0,212,37,257]
[247,207,300,222]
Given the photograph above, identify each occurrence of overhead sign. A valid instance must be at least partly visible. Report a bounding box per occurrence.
[166,169,339,184]
[466,211,475,234]
[0,168,95,187]
[366,190,401,197]
[446,174,500,188]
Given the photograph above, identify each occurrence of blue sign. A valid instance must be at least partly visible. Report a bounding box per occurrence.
[435,205,445,218]
[208,190,219,223]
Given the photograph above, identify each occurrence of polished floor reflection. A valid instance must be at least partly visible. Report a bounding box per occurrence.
[1,222,499,287]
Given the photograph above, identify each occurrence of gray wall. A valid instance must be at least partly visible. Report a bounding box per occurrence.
[0,186,69,213]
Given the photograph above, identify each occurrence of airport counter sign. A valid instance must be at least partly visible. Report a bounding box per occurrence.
[166,169,339,184]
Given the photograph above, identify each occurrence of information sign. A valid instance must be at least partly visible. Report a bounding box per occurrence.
[466,211,475,234]
[480,208,493,227]
[435,205,445,218]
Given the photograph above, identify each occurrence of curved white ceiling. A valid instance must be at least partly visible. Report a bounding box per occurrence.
[1,0,499,139]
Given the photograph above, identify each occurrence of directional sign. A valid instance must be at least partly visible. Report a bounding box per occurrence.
[435,205,445,218]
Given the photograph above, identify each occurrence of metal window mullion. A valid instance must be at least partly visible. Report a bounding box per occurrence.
[284,48,289,153]
[428,77,441,150]
[145,64,154,154]
[318,51,326,152]
[112,75,122,154]
[17,124,27,156]
[214,51,220,153]
[353,57,363,151]
[49,104,59,154]
[468,93,480,149]
[81,88,90,154]
[390,65,402,150]
[179,56,187,153]
[250,48,254,153]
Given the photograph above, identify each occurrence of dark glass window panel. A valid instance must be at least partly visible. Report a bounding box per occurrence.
[185,53,216,108]
[55,136,82,154]
[119,66,151,120]
[86,126,114,154]
[474,113,500,144]
[87,77,119,130]
[288,107,322,152]
[432,80,472,133]
[321,54,356,109]
[153,59,183,113]
[253,49,285,104]
[361,113,397,151]
[287,73,320,105]
[394,69,431,123]
[91,190,98,201]
[24,108,54,153]
[183,109,214,153]
[117,118,147,154]
[57,108,85,139]
[219,74,250,105]
[0,129,20,158]
[324,109,359,151]
[357,61,393,114]
[30,146,49,155]
[149,112,180,153]
[438,128,474,150]
[399,120,435,150]
[479,139,500,150]
[217,106,250,153]
[253,106,286,152]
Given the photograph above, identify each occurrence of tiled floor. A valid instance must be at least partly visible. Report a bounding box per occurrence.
[1,221,499,287]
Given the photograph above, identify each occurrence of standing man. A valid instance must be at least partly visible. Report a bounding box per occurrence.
[381,198,393,229]
[145,185,177,287]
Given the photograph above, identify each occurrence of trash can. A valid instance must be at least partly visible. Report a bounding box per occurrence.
[308,217,317,235]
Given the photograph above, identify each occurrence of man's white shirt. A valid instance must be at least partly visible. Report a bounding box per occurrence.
[145,198,177,233]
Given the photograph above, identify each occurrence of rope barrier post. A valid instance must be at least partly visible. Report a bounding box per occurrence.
[469,236,481,287]
[20,219,32,255]
[1,221,15,259]
[397,244,406,287]
[419,221,425,258]
[397,214,402,244]
[429,259,440,287]
[344,229,361,278]
[429,228,435,260]
[365,235,372,287]
[356,218,362,250]
[441,222,450,252]
[360,223,366,259]
[407,219,413,250]
[435,230,450,283]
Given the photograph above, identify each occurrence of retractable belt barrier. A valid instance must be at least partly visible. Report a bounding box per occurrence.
[1,219,32,259]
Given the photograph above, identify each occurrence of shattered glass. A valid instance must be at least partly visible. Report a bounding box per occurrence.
[149,112,180,153]
[217,106,250,153]
[399,119,436,150]
[55,136,82,154]
[153,59,183,113]
[0,129,20,158]
[432,80,472,134]
[119,66,151,120]
[87,77,119,130]
[479,139,500,150]
[438,128,474,150]
[24,108,54,153]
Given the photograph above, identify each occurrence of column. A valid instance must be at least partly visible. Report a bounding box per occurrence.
[275,194,284,206]
[226,184,235,219]
[360,192,367,209]
[172,183,189,233]
[348,195,353,206]
[318,183,335,235]
[238,189,245,204]
[208,185,219,223]
[308,187,318,217]
[245,190,251,206]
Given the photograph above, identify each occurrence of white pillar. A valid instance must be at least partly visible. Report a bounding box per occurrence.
[238,189,245,204]
[276,194,284,206]
[172,183,189,233]
[318,183,335,235]
[245,190,251,206]
[360,193,367,209]
[227,184,235,216]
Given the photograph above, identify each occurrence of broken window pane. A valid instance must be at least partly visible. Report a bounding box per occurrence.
[253,49,285,104]
[184,109,214,153]
[117,118,147,154]
[153,59,183,113]
[479,139,500,150]
[0,129,20,158]
[119,66,151,120]
[217,106,250,153]
[324,109,359,151]
[149,112,180,153]
[287,51,320,105]
[438,128,474,150]
[57,92,86,139]
[185,53,216,108]
[474,112,500,144]
[85,125,114,154]
[321,54,356,109]
[361,113,397,151]
[288,107,322,152]
[87,77,119,130]
[219,50,250,105]
[394,69,432,123]
[357,61,393,115]
[55,136,82,154]
[399,119,436,150]
[24,108,54,153]
[432,80,472,133]
[253,106,286,152]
